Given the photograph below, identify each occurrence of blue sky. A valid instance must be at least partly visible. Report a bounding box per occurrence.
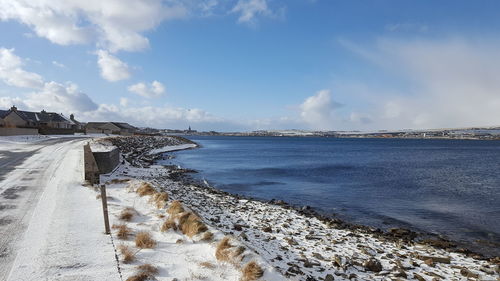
[1,0,499,131]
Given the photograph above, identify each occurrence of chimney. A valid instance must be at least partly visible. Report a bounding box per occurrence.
[70,114,75,121]
[10,105,17,112]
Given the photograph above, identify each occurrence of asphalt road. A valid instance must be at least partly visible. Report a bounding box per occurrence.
[0,137,87,280]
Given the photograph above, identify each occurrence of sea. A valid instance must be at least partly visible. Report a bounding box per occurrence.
[160,136,500,256]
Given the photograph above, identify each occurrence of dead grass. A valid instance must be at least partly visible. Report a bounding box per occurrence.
[113,224,131,239]
[232,246,246,259]
[136,264,158,276]
[241,261,264,281]
[199,261,216,269]
[119,207,136,221]
[135,231,156,249]
[201,231,214,242]
[136,182,155,197]
[178,212,208,237]
[110,178,130,184]
[125,264,158,281]
[215,236,234,262]
[160,217,177,232]
[118,244,136,263]
[166,200,184,215]
[151,192,169,208]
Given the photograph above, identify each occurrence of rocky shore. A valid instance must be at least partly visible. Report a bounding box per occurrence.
[98,136,500,281]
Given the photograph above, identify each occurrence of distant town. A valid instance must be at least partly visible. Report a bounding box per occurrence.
[1,106,499,140]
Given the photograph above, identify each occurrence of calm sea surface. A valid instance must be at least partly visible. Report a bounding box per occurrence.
[161,136,500,256]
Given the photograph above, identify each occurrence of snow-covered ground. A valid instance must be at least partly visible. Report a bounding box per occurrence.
[148,143,197,155]
[101,179,285,281]
[0,134,103,144]
[0,138,119,281]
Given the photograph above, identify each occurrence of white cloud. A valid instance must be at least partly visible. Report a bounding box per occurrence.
[338,37,500,130]
[299,89,342,130]
[231,0,272,24]
[120,97,129,107]
[52,61,66,68]
[0,48,44,89]
[128,81,165,98]
[0,0,188,52]
[24,82,98,113]
[96,50,131,82]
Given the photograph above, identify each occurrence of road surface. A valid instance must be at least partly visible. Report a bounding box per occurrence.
[0,137,86,279]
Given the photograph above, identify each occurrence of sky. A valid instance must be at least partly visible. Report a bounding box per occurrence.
[1,0,500,132]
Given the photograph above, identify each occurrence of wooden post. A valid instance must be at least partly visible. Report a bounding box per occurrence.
[100,185,111,234]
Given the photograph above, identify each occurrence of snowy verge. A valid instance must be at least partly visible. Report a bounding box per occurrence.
[99,179,285,281]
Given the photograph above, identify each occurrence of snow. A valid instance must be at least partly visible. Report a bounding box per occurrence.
[100,179,286,281]
[90,141,117,152]
[148,143,197,155]
[2,140,119,281]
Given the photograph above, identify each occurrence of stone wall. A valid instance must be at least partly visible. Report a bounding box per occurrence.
[0,127,39,136]
[39,128,75,135]
[92,148,120,174]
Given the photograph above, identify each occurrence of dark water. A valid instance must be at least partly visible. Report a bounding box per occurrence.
[161,136,500,256]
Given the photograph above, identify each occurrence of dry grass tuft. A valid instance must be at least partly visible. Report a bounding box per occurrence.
[241,261,264,281]
[125,273,149,281]
[136,182,155,197]
[125,263,159,281]
[119,207,136,221]
[118,244,136,263]
[135,231,156,249]
[233,246,246,259]
[113,224,131,239]
[151,192,169,208]
[160,217,177,232]
[199,261,216,269]
[110,178,130,184]
[136,264,159,276]
[215,236,234,262]
[201,231,214,242]
[166,200,184,215]
[177,212,208,238]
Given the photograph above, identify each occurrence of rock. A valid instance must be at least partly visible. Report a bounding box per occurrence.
[413,273,426,281]
[394,269,407,278]
[363,258,383,272]
[460,268,479,278]
[324,274,334,281]
[313,252,326,261]
[285,237,298,246]
[417,255,451,264]
[233,224,243,231]
[262,226,273,233]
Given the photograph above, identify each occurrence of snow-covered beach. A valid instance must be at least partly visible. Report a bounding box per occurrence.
[98,136,499,281]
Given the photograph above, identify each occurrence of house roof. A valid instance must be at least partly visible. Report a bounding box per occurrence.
[86,122,136,131]
[1,108,73,124]
[112,122,137,130]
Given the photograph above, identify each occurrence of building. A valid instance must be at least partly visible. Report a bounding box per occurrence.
[85,122,137,135]
[0,106,79,135]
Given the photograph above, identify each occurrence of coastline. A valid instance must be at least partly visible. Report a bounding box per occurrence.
[98,136,500,280]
